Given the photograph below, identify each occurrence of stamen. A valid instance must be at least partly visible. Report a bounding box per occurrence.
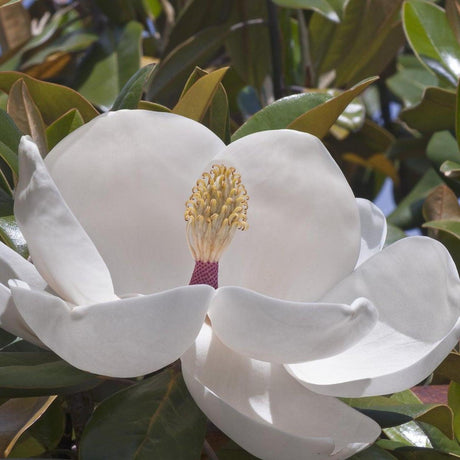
[185,164,249,277]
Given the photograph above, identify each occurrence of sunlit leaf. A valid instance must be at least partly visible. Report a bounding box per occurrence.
[80,369,207,460]
[0,215,27,258]
[137,100,171,112]
[403,0,460,87]
[343,153,399,184]
[173,67,228,121]
[46,109,84,151]
[0,71,98,123]
[423,220,460,240]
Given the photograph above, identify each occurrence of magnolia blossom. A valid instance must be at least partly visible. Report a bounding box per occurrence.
[2,110,460,459]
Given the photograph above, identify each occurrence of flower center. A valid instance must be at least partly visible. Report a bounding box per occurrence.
[185,164,249,287]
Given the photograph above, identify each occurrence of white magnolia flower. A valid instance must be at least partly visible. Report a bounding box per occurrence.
[2,110,460,459]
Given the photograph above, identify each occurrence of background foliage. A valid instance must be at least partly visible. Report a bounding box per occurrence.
[1,0,460,458]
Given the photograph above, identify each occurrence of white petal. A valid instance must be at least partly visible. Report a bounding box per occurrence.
[355,198,387,268]
[0,241,46,289]
[214,130,361,301]
[181,324,381,460]
[45,110,225,295]
[10,280,213,377]
[0,283,43,346]
[286,236,460,397]
[209,286,378,363]
[15,136,116,306]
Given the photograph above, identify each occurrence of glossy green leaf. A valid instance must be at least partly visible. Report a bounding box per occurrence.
[427,131,460,170]
[273,0,345,22]
[232,92,330,140]
[388,168,442,229]
[0,396,55,457]
[387,55,439,107]
[400,87,456,133]
[0,215,28,258]
[390,447,460,458]
[46,109,84,152]
[441,161,460,179]
[80,369,207,460]
[0,72,98,123]
[146,25,231,106]
[137,100,172,112]
[423,220,460,239]
[385,421,431,447]
[419,422,460,455]
[7,79,47,157]
[112,63,155,111]
[403,0,460,87]
[173,67,228,121]
[0,108,21,153]
[0,352,102,397]
[288,76,378,138]
[8,398,65,458]
[77,21,143,109]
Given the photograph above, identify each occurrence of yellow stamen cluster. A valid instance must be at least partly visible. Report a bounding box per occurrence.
[185,164,249,262]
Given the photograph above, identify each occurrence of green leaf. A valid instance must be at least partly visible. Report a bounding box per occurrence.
[436,353,460,383]
[447,0,460,46]
[273,0,345,22]
[387,168,442,229]
[0,352,102,397]
[173,67,228,121]
[419,422,460,455]
[146,25,231,106]
[457,77,460,150]
[46,109,84,151]
[0,72,98,124]
[0,215,28,258]
[287,77,378,138]
[399,87,456,133]
[387,55,439,107]
[423,220,460,239]
[0,108,21,153]
[112,63,155,111]
[80,369,207,460]
[403,0,460,87]
[137,100,172,112]
[216,440,260,460]
[310,0,404,87]
[76,21,143,109]
[0,329,16,349]
[427,131,460,170]
[448,382,460,442]
[232,92,330,140]
[350,445,398,459]
[385,224,406,245]
[441,161,460,179]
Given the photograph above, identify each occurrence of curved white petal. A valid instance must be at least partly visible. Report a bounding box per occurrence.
[15,136,116,306]
[0,241,46,289]
[209,286,378,363]
[10,280,213,377]
[355,198,387,268]
[286,236,460,397]
[181,324,381,460]
[214,130,361,302]
[45,110,225,295]
[0,283,43,346]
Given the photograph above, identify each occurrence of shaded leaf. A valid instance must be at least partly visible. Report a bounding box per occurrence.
[387,168,442,229]
[423,220,460,239]
[447,0,460,46]
[7,79,47,156]
[427,131,460,170]
[350,445,398,459]
[77,21,143,109]
[0,352,102,397]
[0,396,55,457]
[400,87,456,133]
[272,0,345,22]
[343,153,399,184]
[436,353,460,383]
[385,224,406,246]
[0,71,98,123]
[112,63,155,111]
[80,369,207,460]
[46,109,84,151]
